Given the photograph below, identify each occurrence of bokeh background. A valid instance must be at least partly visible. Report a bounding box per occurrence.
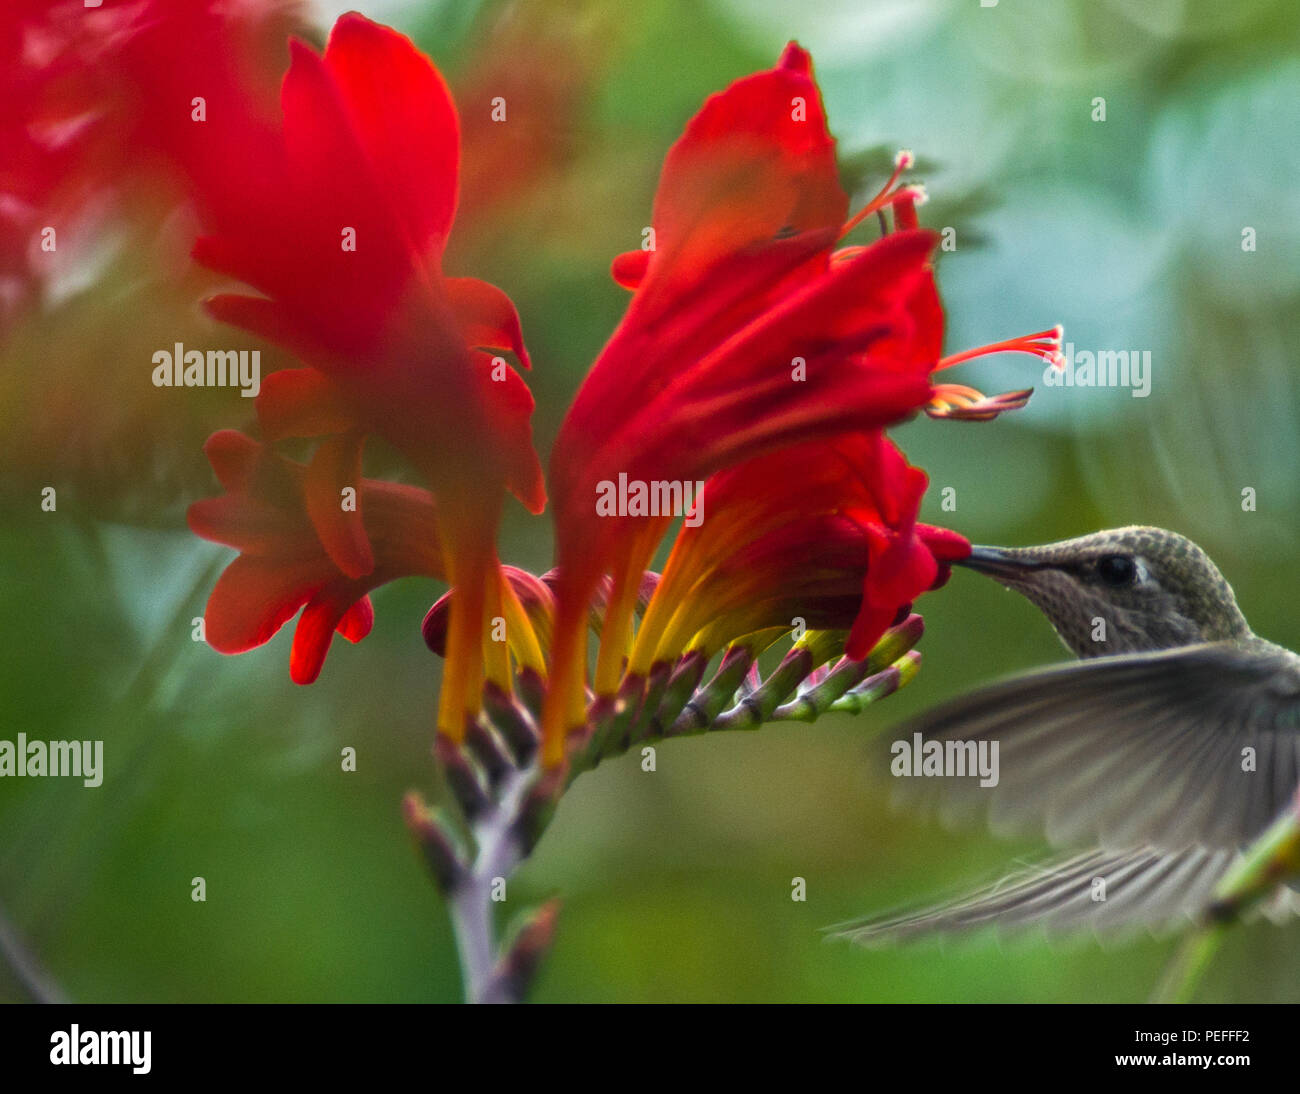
[2,0,1299,1002]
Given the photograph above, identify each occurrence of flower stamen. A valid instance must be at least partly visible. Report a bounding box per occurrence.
[840,150,925,239]
[936,325,1064,372]
[926,384,1035,421]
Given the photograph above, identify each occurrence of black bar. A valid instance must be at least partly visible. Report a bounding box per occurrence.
[0,1002,1291,1081]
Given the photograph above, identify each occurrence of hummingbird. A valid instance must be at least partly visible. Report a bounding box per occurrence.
[835,525,1300,943]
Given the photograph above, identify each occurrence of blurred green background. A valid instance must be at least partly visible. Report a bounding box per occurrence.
[2,0,1299,1002]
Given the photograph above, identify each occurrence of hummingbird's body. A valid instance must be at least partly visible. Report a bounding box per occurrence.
[838,526,1300,943]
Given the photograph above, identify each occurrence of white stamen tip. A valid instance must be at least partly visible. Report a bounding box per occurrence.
[1051,323,1064,341]
[905,183,928,206]
[895,149,915,170]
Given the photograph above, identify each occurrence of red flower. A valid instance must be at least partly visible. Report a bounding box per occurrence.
[540,43,1055,760]
[187,430,442,685]
[194,15,541,504]
[191,14,546,735]
[551,46,934,575]
[0,0,299,330]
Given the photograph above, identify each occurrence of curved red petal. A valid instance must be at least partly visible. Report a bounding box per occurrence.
[257,368,356,441]
[422,589,453,657]
[918,523,972,561]
[304,431,375,579]
[200,429,262,491]
[187,494,304,555]
[203,294,315,362]
[610,250,651,290]
[290,584,361,684]
[335,594,375,643]
[445,277,531,369]
[204,555,327,655]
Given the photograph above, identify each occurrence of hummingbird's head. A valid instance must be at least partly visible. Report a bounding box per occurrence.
[956,525,1251,657]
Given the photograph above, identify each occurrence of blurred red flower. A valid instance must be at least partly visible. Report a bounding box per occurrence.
[187,429,441,685]
[0,0,300,326]
[191,14,545,733]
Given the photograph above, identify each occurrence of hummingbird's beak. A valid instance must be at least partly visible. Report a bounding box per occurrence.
[956,546,1046,580]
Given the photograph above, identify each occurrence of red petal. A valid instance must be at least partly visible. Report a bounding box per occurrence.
[918,524,971,561]
[844,600,896,663]
[192,236,246,283]
[778,42,813,75]
[323,13,459,254]
[336,594,375,643]
[257,368,356,441]
[846,536,937,660]
[203,294,310,360]
[304,431,374,579]
[611,250,651,289]
[554,229,938,518]
[863,266,944,373]
[290,583,368,684]
[188,494,304,555]
[204,555,327,654]
[421,590,453,656]
[280,38,410,334]
[201,429,261,491]
[446,277,531,369]
[648,44,845,284]
[473,351,547,515]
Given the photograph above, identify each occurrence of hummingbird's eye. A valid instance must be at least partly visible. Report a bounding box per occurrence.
[1096,554,1137,587]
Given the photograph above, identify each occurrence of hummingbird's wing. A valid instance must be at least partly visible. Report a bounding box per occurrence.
[829,845,1300,944]
[889,642,1300,852]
